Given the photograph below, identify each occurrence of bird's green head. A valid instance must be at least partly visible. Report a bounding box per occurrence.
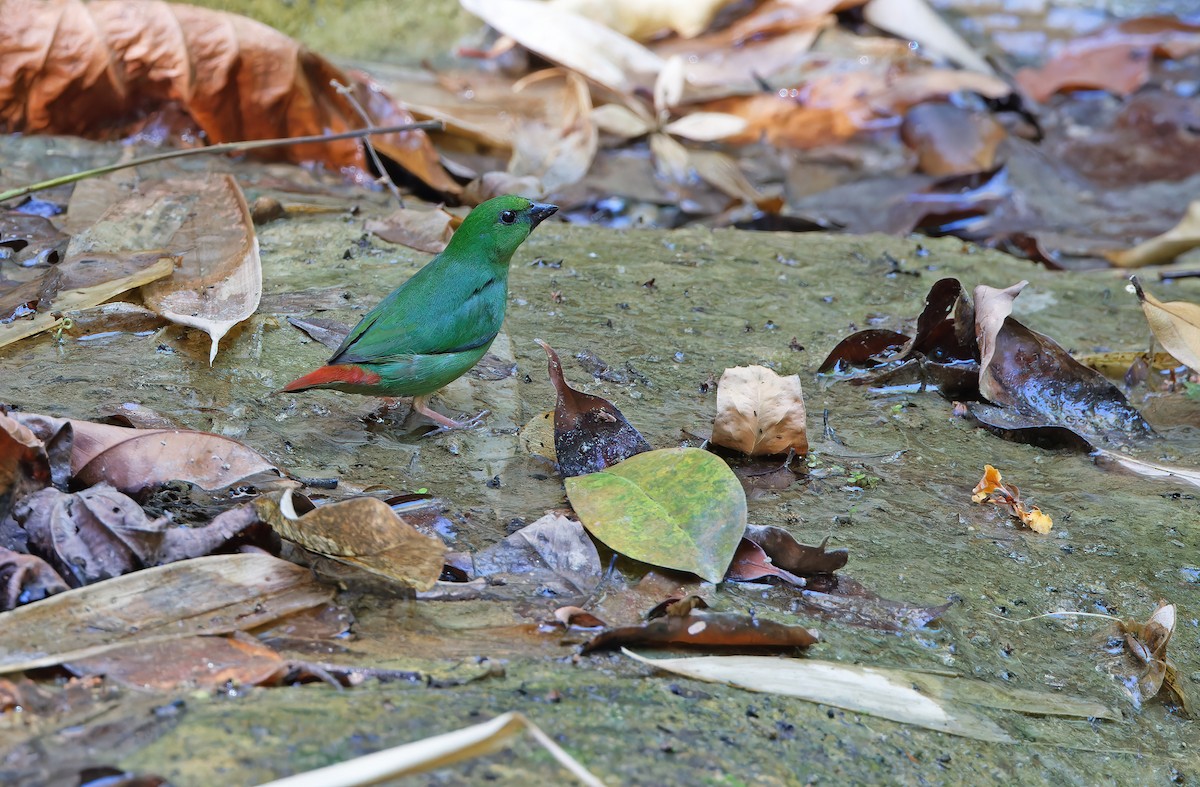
[446,194,558,265]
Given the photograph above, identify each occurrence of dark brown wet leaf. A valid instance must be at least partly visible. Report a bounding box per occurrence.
[724,538,807,586]
[820,278,980,398]
[12,485,274,588]
[554,605,607,629]
[582,609,818,653]
[901,102,1007,177]
[818,329,909,373]
[255,490,446,591]
[0,412,50,522]
[537,339,650,477]
[973,283,1153,446]
[744,526,848,576]
[0,548,69,611]
[473,512,602,599]
[727,454,806,493]
[0,212,67,267]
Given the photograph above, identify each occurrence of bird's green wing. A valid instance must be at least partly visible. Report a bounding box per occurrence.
[329,252,507,366]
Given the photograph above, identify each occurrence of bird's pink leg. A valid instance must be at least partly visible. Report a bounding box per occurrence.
[412,394,489,433]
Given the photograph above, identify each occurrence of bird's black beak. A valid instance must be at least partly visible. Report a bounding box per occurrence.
[528,202,559,228]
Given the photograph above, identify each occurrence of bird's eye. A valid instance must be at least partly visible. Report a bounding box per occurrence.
[500,210,517,225]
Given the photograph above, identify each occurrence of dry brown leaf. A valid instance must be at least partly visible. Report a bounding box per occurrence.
[549,0,742,40]
[703,68,1008,148]
[712,365,808,456]
[1119,601,1192,715]
[0,553,332,673]
[365,206,458,253]
[137,176,261,364]
[0,251,175,350]
[461,0,663,95]
[900,102,1007,177]
[0,0,455,192]
[509,69,598,193]
[256,490,446,591]
[1130,277,1200,371]
[1107,201,1200,268]
[0,413,50,521]
[71,425,280,494]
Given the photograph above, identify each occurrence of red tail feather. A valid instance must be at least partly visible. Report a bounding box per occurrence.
[281,364,382,392]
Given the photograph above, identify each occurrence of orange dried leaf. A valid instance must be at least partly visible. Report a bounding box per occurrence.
[971,464,1003,502]
[0,0,455,193]
[1016,505,1053,535]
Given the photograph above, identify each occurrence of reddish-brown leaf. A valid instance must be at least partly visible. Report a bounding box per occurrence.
[582,610,817,652]
[537,339,651,477]
[0,0,457,193]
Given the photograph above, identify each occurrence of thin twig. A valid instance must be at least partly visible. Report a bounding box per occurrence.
[330,79,405,208]
[0,121,443,204]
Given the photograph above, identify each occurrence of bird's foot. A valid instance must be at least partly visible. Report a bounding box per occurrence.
[412,395,490,435]
[423,410,491,437]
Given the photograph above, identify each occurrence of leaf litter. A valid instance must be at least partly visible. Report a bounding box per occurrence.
[2,0,1200,782]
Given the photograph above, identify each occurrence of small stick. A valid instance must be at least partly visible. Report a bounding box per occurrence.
[0,120,443,204]
[331,79,405,208]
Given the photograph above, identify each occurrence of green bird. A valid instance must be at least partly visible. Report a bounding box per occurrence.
[282,195,558,429]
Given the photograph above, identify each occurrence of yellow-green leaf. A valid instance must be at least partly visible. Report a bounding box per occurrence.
[565,447,746,583]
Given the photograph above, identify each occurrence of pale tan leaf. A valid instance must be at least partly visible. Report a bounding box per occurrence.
[863,0,994,74]
[257,490,447,591]
[256,711,604,787]
[591,103,655,138]
[509,69,598,192]
[711,365,808,456]
[1094,448,1200,491]
[623,651,1015,742]
[654,54,687,115]
[1107,201,1200,268]
[649,132,691,183]
[65,175,261,364]
[687,149,769,206]
[0,252,175,350]
[663,112,748,141]
[460,0,663,94]
[549,0,743,40]
[1131,277,1200,371]
[973,280,1028,389]
[137,175,261,364]
[0,554,332,673]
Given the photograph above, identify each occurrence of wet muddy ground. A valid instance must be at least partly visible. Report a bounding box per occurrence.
[3,175,1198,783]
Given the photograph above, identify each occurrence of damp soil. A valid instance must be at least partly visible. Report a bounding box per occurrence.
[2,164,1198,783]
